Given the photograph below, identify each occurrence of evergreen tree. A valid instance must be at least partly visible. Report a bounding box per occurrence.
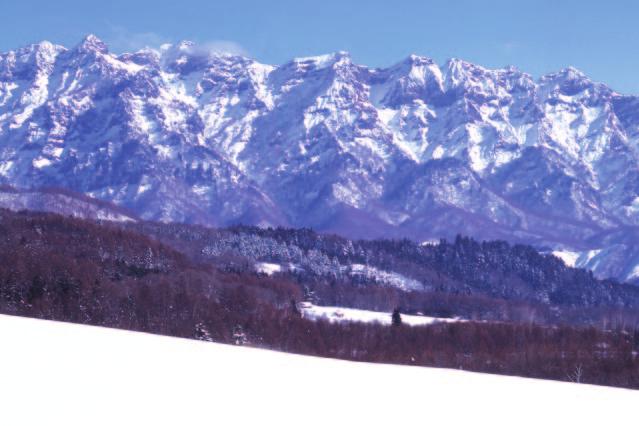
[195,322,213,342]
[392,308,402,326]
[290,298,301,317]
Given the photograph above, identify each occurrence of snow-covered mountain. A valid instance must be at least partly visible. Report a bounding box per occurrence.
[2,35,639,281]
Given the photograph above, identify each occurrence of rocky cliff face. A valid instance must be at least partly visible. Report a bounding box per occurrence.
[2,35,639,281]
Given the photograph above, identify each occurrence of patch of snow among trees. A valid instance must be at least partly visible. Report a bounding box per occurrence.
[255,261,282,275]
[300,304,461,326]
[346,263,423,291]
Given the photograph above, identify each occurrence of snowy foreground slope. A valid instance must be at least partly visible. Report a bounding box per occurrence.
[0,314,636,426]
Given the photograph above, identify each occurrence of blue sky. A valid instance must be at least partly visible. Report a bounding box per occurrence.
[4,0,639,93]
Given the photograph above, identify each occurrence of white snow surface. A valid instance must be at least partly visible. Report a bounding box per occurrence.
[301,304,461,326]
[255,261,282,275]
[552,250,581,267]
[346,263,423,291]
[0,314,636,426]
[253,261,423,291]
[627,262,639,280]
[550,248,607,272]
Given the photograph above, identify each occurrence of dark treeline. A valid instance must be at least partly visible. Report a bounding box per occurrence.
[0,209,638,389]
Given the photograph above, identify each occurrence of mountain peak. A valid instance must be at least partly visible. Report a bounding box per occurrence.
[292,51,352,69]
[556,66,588,81]
[174,40,196,51]
[445,57,489,73]
[405,54,435,65]
[541,66,589,82]
[27,40,66,58]
[159,40,246,64]
[75,34,108,54]
[31,40,55,51]
[561,66,586,77]
[158,40,194,56]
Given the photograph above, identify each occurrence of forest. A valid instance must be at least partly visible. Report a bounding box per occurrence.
[0,209,637,389]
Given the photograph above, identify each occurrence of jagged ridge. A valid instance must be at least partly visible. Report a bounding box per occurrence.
[2,35,639,281]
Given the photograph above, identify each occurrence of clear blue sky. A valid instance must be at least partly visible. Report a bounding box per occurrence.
[4,0,639,94]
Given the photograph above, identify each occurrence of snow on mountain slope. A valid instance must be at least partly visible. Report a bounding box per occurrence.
[0,186,136,221]
[4,35,639,281]
[0,314,636,426]
[0,36,285,228]
[552,249,582,267]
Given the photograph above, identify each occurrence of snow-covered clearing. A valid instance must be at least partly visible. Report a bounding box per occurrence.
[254,261,282,275]
[346,263,423,291]
[253,260,424,292]
[0,314,636,426]
[301,303,461,326]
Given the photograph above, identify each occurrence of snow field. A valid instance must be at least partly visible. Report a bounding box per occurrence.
[0,314,636,426]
